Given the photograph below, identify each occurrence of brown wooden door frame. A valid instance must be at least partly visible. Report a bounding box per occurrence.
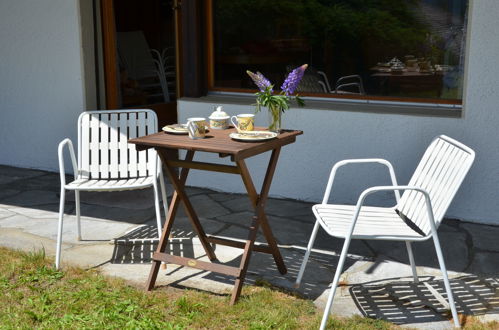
[100,0,119,109]
[173,0,183,98]
[100,0,183,110]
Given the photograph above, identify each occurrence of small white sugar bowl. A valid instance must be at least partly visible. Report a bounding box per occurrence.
[209,106,230,129]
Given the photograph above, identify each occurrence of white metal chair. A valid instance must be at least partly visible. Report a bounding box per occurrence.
[56,109,168,269]
[295,135,475,329]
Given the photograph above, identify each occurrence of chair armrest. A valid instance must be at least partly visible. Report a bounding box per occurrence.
[352,185,436,237]
[322,159,399,204]
[58,138,77,187]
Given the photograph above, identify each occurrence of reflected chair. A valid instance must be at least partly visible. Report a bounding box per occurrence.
[295,135,475,329]
[117,31,174,103]
[293,66,365,95]
[56,109,168,269]
[317,72,365,95]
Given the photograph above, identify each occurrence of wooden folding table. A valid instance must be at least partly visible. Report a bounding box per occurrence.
[129,127,302,304]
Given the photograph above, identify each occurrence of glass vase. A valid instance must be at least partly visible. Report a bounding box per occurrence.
[268,105,282,133]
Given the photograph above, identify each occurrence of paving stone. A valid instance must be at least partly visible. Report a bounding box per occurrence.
[461,222,499,252]
[0,189,21,200]
[79,203,156,224]
[214,212,370,257]
[368,230,470,273]
[0,208,15,219]
[0,190,60,207]
[208,192,241,202]
[218,196,253,213]
[418,230,470,272]
[184,186,211,196]
[61,243,117,269]
[264,198,315,218]
[341,257,418,285]
[438,220,461,232]
[364,240,412,263]
[168,216,235,241]
[176,194,231,219]
[214,211,254,228]
[0,228,58,254]
[210,223,265,242]
[264,214,316,246]
[9,173,61,192]
[0,214,137,243]
[0,165,46,182]
[66,189,168,210]
[7,204,73,218]
[468,251,499,274]
[0,174,20,185]
[1,165,499,329]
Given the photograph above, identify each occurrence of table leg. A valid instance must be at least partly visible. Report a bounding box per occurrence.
[256,149,287,274]
[229,150,286,304]
[230,215,260,305]
[159,150,217,262]
[146,150,194,291]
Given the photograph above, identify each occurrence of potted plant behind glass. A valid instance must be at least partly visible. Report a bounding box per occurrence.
[246,64,307,132]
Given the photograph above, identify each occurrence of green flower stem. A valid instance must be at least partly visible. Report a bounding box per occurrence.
[269,104,282,132]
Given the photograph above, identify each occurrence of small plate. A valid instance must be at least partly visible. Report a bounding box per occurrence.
[162,124,209,135]
[163,124,188,134]
[229,131,278,142]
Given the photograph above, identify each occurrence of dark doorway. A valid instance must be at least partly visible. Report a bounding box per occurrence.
[101,0,180,128]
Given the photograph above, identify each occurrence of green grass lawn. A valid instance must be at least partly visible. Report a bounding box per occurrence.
[0,247,496,329]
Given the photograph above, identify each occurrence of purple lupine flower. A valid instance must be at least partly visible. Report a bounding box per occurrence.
[281,64,308,95]
[246,70,273,92]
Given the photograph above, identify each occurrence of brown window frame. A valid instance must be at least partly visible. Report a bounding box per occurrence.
[204,0,463,106]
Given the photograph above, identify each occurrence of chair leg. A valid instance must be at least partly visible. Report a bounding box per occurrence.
[295,220,320,287]
[152,181,163,238]
[320,236,353,330]
[159,170,168,219]
[75,190,81,241]
[405,241,418,283]
[432,234,460,328]
[55,188,66,269]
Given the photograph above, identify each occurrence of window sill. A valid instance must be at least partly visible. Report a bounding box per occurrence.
[180,92,462,118]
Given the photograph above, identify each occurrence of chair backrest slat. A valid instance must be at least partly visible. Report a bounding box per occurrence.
[127,112,138,177]
[99,113,110,179]
[80,114,91,179]
[137,112,148,177]
[396,135,475,236]
[109,113,119,178]
[146,114,156,176]
[78,109,158,180]
[118,113,129,178]
[90,114,101,178]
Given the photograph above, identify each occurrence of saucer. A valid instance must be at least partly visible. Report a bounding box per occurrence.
[162,124,209,135]
[162,124,188,134]
[229,131,278,142]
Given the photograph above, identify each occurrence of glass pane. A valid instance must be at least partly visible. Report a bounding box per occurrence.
[212,0,468,102]
[114,0,176,108]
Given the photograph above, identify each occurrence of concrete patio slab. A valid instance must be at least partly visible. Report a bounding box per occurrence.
[0,164,498,329]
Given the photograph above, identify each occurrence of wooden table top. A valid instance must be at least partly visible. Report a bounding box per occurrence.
[129,127,303,161]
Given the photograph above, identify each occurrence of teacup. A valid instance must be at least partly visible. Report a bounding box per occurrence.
[230,114,254,132]
[186,117,207,139]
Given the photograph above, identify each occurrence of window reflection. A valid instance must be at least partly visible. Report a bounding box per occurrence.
[212,0,468,102]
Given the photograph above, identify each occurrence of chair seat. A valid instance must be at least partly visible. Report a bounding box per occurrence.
[313,204,427,241]
[65,176,155,191]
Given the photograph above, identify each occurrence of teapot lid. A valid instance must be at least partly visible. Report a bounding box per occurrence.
[209,106,229,119]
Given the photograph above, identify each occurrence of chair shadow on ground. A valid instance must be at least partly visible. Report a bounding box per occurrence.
[350,275,499,325]
[109,225,353,300]
[111,225,197,264]
[108,225,499,326]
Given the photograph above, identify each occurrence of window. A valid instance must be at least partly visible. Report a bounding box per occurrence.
[208,0,468,105]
